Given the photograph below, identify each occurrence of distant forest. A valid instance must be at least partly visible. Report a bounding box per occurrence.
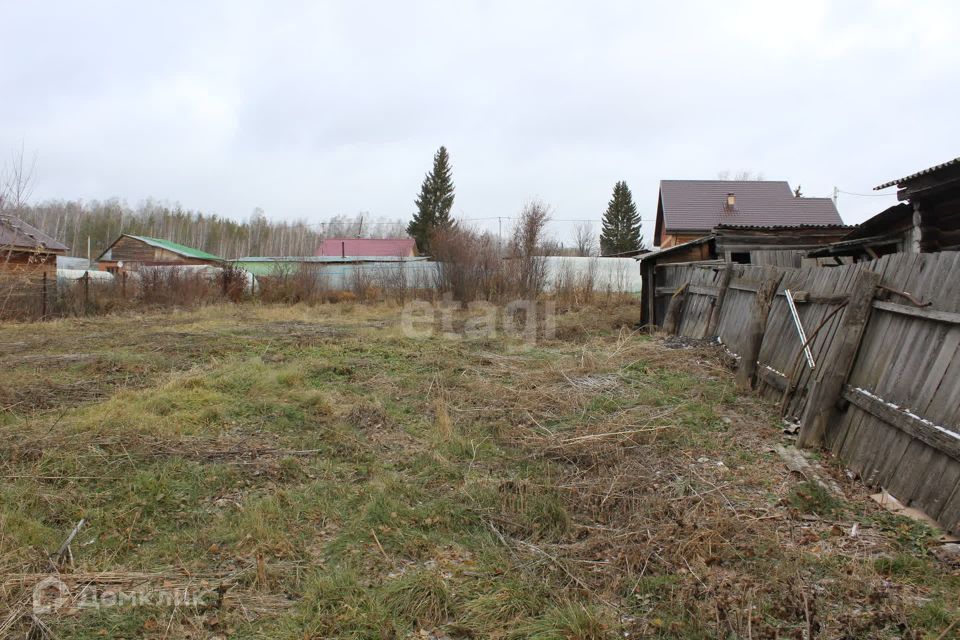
[15,199,407,259]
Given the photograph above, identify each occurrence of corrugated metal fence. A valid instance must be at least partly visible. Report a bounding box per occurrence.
[655,252,960,534]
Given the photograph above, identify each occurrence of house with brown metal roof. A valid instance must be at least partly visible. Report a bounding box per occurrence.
[0,214,69,274]
[654,180,843,248]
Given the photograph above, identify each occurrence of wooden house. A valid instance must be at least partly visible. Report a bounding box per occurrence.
[96,234,223,272]
[654,180,843,248]
[811,156,960,261]
[638,224,850,327]
[0,214,69,274]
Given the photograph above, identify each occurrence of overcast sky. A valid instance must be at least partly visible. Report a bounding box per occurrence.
[3,0,958,245]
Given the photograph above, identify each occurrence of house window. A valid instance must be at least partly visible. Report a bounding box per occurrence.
[730,252,751,264]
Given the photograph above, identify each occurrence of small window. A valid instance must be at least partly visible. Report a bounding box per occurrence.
[730,252,751,264]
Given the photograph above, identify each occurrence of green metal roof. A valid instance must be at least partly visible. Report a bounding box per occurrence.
[125,235,222,261]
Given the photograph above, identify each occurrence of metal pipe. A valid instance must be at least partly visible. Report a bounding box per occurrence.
[785,289,815,369]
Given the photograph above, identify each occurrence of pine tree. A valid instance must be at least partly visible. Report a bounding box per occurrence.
[407,146,455,253]
[599,181,644,256]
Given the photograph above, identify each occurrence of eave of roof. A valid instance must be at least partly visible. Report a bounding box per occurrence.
[713,223,852,231]
[637,235,715,262]
[807,235,902,257]
[875,156,960,190]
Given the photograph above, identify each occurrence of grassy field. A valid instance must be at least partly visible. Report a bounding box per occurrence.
[0,302,957,639]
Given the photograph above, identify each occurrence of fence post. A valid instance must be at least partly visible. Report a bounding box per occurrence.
[662,283,688,335]
[705,265,733,337]
[735,271,784,390]
[41,271,48,320]
[797,268,881,449]
[83,272,90,313]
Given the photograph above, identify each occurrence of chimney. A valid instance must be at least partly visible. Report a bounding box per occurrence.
[341,241,346,259]
[726,193,736,208]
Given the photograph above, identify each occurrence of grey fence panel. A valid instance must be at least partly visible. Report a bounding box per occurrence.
[660,251,960,534]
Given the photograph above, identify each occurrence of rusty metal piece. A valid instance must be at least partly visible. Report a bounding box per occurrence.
[877,285,930,307]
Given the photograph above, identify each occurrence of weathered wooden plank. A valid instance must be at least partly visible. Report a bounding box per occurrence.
[687,284,719,297]
[936,482,960,535]
[735,271,783,390]
[775,290,850,305]
[841,386,960,462]
[757,366,787,391]
[872,300,960,325]
[729,281,760,294]
[797,269,881,448]
[705,266,733,337]
[907,448,960,519]
[662,283,688,335]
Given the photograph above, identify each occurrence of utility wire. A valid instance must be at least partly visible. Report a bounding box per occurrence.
[300,216,655,227]
[836,189,893,198]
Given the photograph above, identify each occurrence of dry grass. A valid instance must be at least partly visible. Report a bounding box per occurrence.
[0,302,956,639]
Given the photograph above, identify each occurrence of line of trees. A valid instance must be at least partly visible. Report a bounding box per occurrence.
[8,199,405,259]
[4,143,651,260]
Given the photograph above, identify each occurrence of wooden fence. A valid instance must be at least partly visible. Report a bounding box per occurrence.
[655,252,960,534]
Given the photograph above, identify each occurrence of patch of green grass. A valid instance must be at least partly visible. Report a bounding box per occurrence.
[383,568,452,627]
[512,601,614,640]
[787,481,842,517]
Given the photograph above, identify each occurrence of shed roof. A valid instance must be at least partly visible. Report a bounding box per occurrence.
[98,234,222,261]
[657,180,843,233]
[317,237,416,257]
[637,235,716,263]
[0,214,69,252]
[875,157,960,190]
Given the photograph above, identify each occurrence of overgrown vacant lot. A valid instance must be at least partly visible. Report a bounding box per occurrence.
[1,303,957,639]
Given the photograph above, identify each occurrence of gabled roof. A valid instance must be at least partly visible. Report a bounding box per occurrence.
[317,237,416,257]
[97,234,222,261]
[0,214,69,252]
[875,157,960,190]
[656,180,843,238]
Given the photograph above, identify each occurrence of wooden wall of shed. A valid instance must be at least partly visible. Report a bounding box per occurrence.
[749,250,803,267]
[715,227,851,254]
[658,232,708,249]
[926,192,960,251]
[0,251,57,272]
[104,236,162,262]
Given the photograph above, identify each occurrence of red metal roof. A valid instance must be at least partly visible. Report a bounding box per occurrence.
[316,237,416,257]
[657,180,843,235]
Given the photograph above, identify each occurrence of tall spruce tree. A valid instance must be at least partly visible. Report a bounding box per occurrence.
[407,146,455,253]
[599,181,643,256]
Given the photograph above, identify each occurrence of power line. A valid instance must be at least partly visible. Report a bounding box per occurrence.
[836,189,894,198]
[299,216,655,228]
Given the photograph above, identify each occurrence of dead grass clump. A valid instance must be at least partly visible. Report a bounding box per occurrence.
[347,401,390,431]
[433,396,453,441]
